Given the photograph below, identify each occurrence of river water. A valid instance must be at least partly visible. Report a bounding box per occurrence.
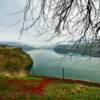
[27,49,100,82]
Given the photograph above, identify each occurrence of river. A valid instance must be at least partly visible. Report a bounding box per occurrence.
[27,49,100,82]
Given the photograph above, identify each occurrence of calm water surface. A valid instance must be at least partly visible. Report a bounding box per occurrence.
[27,49,100,82]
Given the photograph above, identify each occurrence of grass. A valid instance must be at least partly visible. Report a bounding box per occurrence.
[19,76,42,80]
[45,82,100,100]
[0,75,100,100]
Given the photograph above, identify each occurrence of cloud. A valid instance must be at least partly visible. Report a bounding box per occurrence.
[0,0,64,45]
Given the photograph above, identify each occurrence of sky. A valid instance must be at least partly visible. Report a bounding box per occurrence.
[0,0,75,47]
[0,0,54,46]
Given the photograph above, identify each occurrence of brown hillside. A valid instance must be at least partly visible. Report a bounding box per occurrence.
[0,45,33,73]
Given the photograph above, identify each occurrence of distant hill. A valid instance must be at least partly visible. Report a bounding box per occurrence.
[54,41,100,57]
[0,42,34,51]
[54,45,71,54]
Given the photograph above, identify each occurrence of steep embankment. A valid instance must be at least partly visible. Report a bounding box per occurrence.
[0,44,33,74]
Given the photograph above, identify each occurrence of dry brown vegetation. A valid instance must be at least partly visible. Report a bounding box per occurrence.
[0,45,33,74]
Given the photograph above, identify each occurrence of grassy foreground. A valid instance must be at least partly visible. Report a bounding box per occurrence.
[0,75,100,100]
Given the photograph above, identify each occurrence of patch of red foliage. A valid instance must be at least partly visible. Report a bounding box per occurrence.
[5,77,54,96]
[4,76,100,97]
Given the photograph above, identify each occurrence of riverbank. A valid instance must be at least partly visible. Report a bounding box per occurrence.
[0,75,100,100]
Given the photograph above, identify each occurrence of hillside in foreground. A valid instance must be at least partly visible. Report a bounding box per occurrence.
[0,75,100,100]
[0,44,33,75]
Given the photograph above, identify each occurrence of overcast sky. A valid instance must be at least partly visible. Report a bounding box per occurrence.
[0,0,24,40]
[0,0,76,47]
[0,0,53,46]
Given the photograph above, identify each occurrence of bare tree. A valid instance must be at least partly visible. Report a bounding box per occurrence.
[18,0,100,51]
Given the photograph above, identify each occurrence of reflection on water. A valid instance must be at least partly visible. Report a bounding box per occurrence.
[27,49,100,82]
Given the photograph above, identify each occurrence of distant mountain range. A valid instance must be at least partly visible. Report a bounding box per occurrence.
[54,42,100,57]
[0,42,34,51]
